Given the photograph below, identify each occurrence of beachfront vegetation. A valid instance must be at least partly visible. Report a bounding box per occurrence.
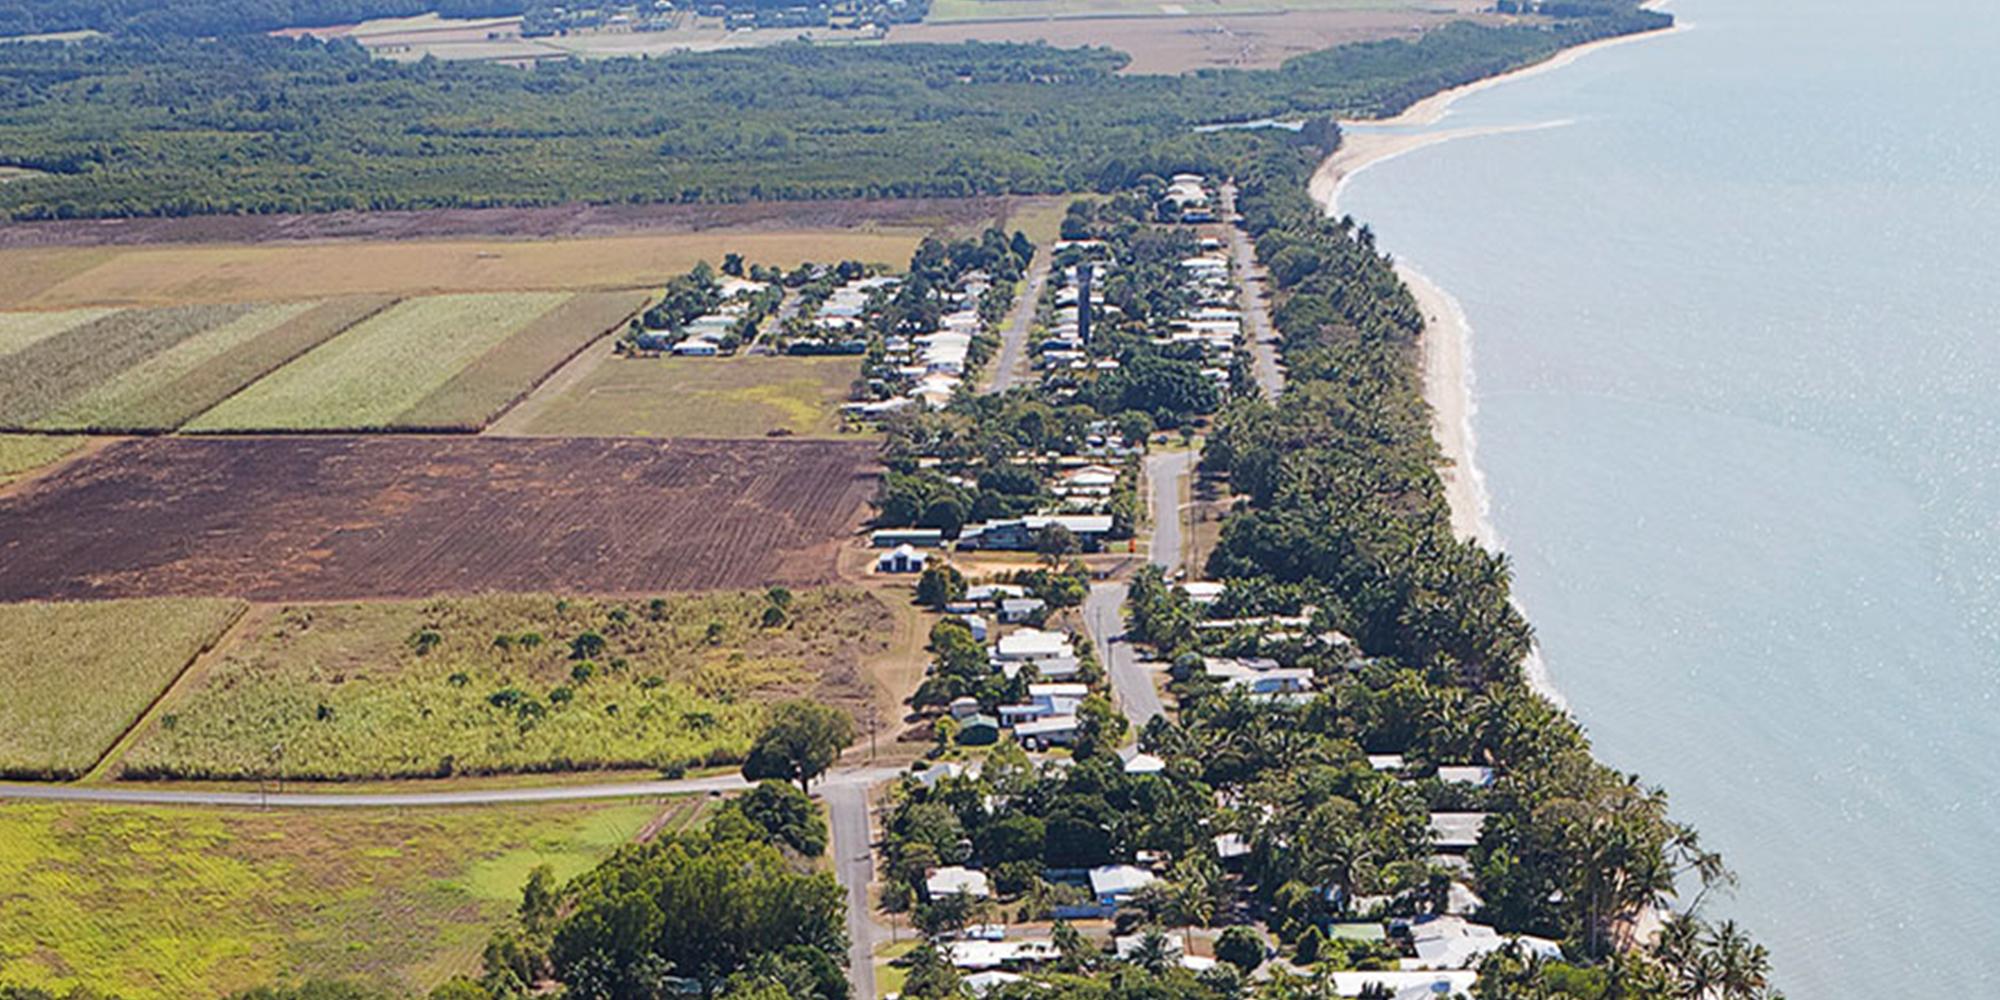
[119,591,892,780]
[0,10,1670,221]
[0,800,667,1000]
[0,599,245,780]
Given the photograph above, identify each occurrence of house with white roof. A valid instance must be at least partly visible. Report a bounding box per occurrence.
[1013,714,1080,748]
[1397,914,1562,971]
[1330,970,1477,1000]
[1436,765,1497,787]
[994,629,1074,662]
[1088,864,1158,908]
[926,865,992,900]
[1429,813,1489,851]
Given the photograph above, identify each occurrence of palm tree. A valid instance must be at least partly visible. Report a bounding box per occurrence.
[1128,927,1175,975]
[1707,920,1771,1000]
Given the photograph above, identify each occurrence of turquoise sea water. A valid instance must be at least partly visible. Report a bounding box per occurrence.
[1337,1,2000,996]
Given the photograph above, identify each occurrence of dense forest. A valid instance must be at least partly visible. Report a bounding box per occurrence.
[0,0,525,38]
[0,6,1668,220]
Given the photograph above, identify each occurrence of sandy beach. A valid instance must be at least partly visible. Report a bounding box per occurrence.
[1302,9,1686,702]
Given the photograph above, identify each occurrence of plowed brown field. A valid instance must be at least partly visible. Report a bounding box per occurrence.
[0,436,878,602]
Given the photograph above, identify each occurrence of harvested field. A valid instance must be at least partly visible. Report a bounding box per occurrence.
[0,197,1016,251]
[0,599,245,779]
[0,436,880,602]
[0,434,86,485]
[0,800,658,1000]
[120,589,892,780]
[513,355,866,439]
[394,290,647,430]
[0,303,263,428]
[186,292,570,431]
[13,233,924,309]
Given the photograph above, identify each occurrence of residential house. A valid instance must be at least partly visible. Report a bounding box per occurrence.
[926,865,992,901]
[877,544,928,574]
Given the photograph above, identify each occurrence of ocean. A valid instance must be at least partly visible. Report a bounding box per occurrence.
[1335,0,2000,995]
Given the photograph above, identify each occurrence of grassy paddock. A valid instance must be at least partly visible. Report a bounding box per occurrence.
[121,590,893,780]
[0,800,662,1000]
[0,599,246,779]
[185,292,570,431]
[518,354,868,439]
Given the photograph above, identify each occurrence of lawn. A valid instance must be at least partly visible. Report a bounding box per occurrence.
[515,354,868,439]
[0,433,85,485]
[0,599,246,780]
[0,799,664,1000]
[185,292,571,431]
[119,590,894,780]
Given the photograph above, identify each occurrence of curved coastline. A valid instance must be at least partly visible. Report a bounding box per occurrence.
[1305,9,1688,704]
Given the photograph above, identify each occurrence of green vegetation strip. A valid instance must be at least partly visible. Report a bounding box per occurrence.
[185,292,570,431]
[0,800,659,1000]
[120,590,891,780]
[0,599,246,780]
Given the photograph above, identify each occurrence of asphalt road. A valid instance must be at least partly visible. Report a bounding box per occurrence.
[1086,449,1194,732]
[825,778,885,1000]
[984,244,1052,394]
[1219,182,1284,401]
[0,765,901,809]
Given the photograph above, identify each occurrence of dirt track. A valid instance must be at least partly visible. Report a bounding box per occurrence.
[0,436,879,601]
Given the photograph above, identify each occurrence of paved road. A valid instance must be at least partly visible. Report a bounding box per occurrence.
[0,765,901,809]
[984,244,1052,394]
[1219,182,1284,401]
[1085,450,1194,732]
[825,779,885,1000]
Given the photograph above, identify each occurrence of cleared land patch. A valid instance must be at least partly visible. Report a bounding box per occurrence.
[0,436,881,601]
[120,589,892,780]
[186,292,570,431]
[0,800,658,1000]
[515,355,865,439]
[0,599,245,779]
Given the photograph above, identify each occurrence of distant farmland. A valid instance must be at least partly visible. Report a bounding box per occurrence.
[0,436,880,602]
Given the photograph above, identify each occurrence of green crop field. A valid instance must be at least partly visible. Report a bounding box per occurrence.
[184,292,575,431]
[0,799,664,1000]
[120,590,893,780]
[0,599,246,780]
[0,433,85,484]
[0,303,265,429]
[516,354,867,439]
[392,290,646,430]
[30,296,394,432]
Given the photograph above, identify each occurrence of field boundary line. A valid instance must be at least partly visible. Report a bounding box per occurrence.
[79,602,261,784]
[481,292,651,435]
